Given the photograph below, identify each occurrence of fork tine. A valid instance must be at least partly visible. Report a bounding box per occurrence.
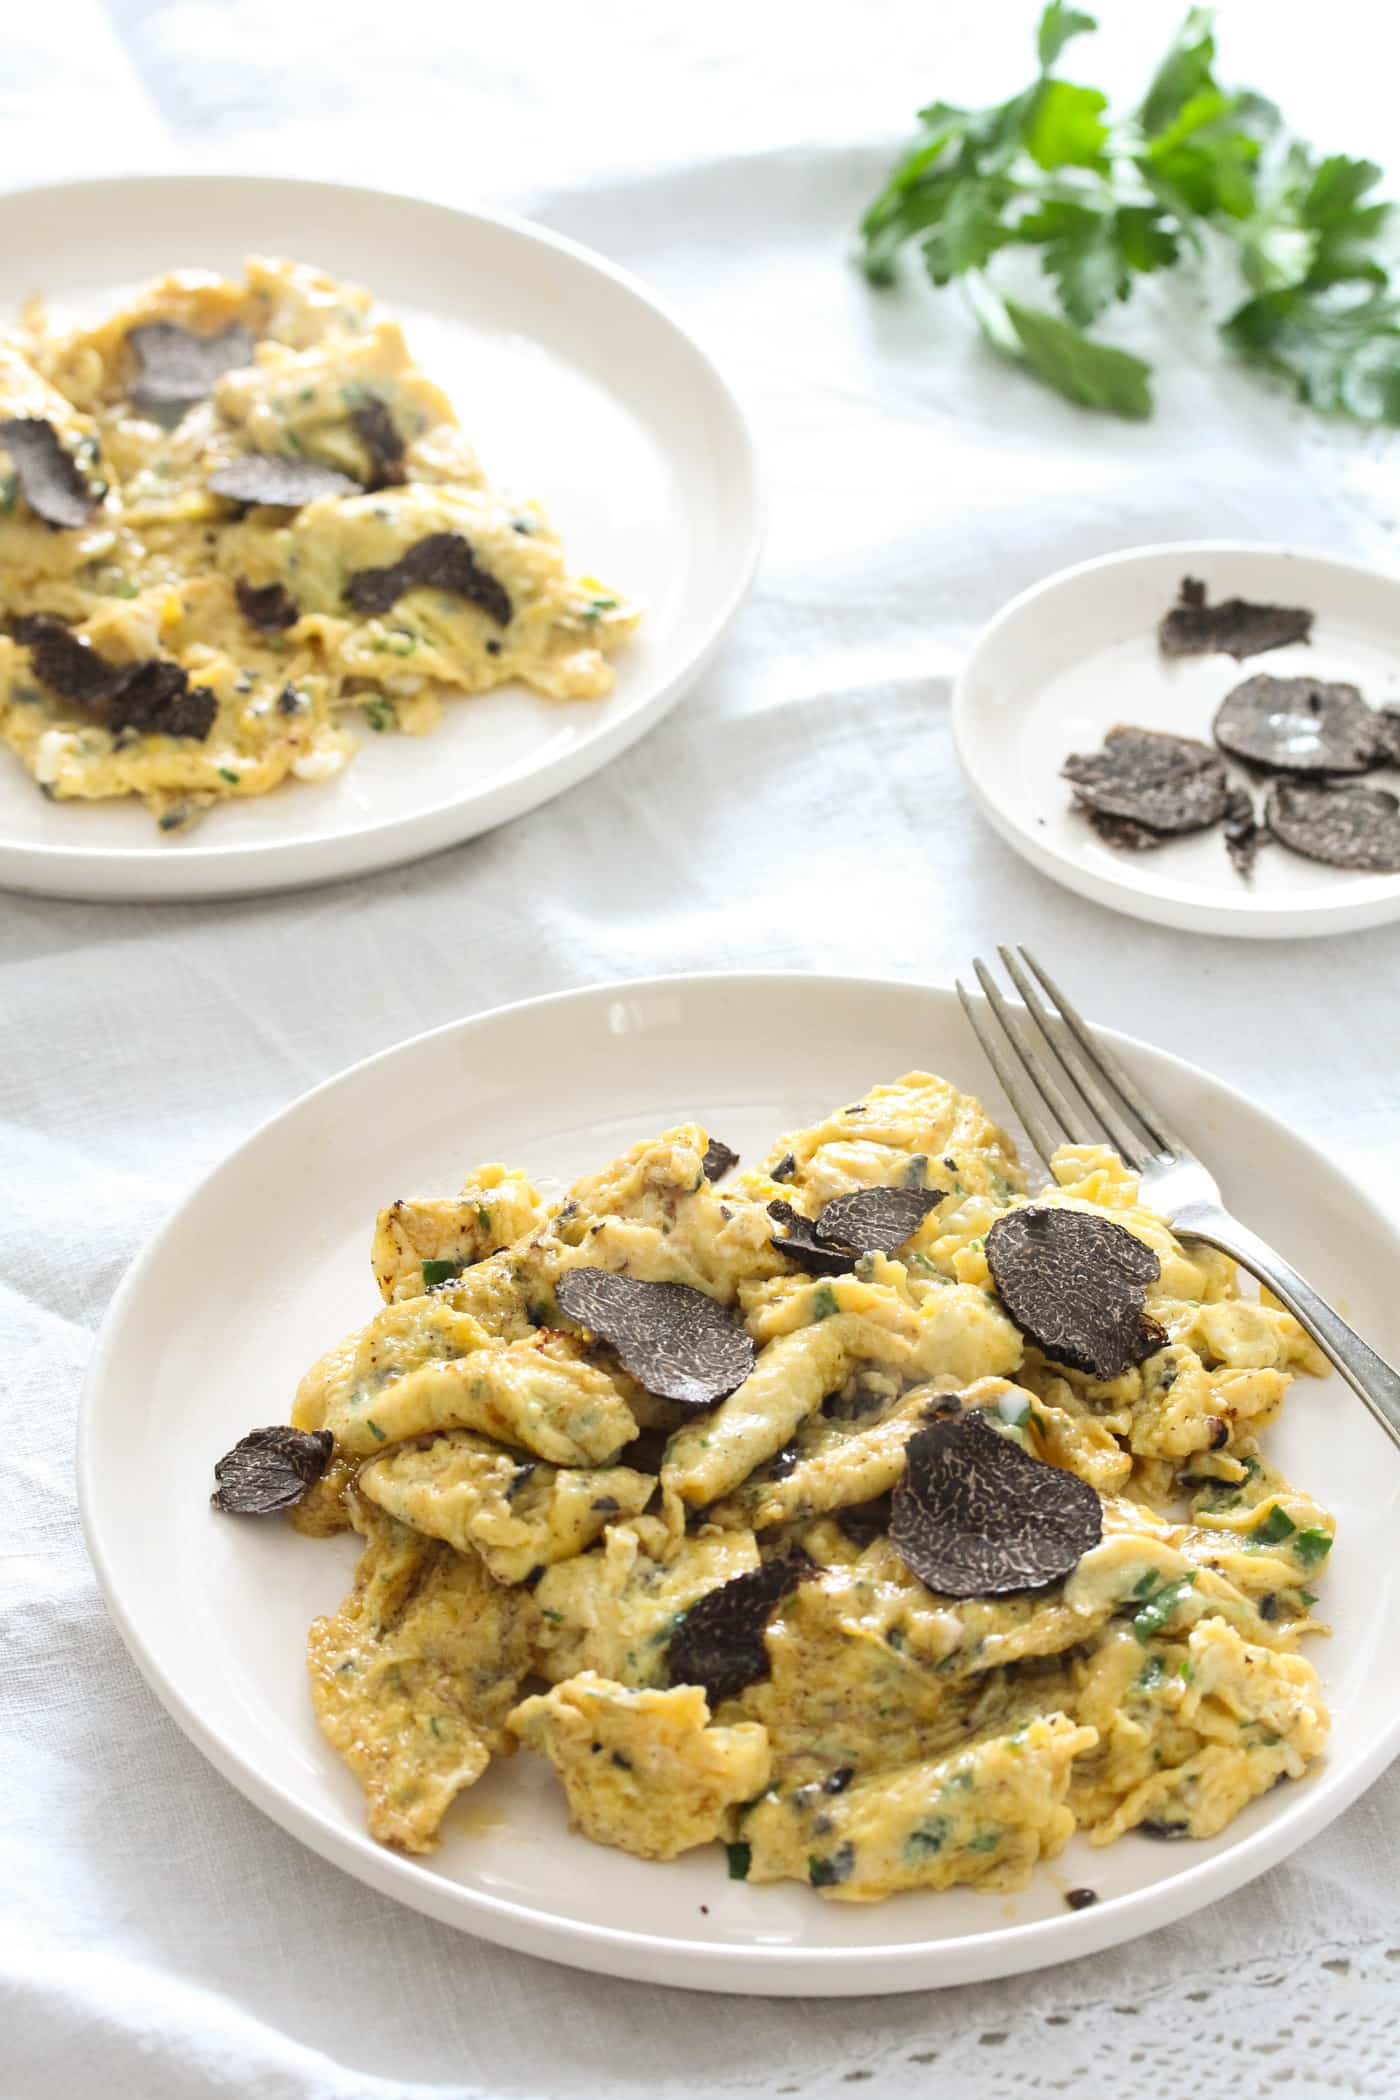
[1017,946,1190,1160]
[971,957,1100,1151]
[996,945,1151,1171]
[955,978,1060,1173]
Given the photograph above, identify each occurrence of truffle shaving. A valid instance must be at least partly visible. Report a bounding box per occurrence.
[1158,575,1313,662]
[0,418,98,528]
[127,321,255,408]
[667,1552,809,1704]
[234,575,300,631]
[816,1186,944,1255]
[1214,674,1383,777]
[208,456,361,507]
[14,614,217,739]
[1222,786,1261,881]
[986,1206,1164,1382]
[1063,726,1230,836]
[1265,780,1400,872]
[889,1409,1102,1597]
[769,1185,942,1273]
[211,1424,334,1515]
[351,397,408,488]
[108,660,219,741]
[13,613,129,705]
[344,531,512,625]
[701,1137,740,1182]
[554,1268,755,1409]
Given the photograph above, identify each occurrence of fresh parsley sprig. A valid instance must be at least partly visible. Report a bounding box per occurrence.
[860,4,1400,421]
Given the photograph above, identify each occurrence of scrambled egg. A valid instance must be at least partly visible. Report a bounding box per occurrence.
[277,1070,1333,1901]
[0,257,637,827]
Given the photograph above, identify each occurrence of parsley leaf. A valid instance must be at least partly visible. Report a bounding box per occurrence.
[1001,298,1153,417]
[923,176,1015,283]
[1137,4,1219,136]
[1037,2,1097,73]
[1024,80,1109,172]
[1223,285,1400,421]
[857,1,1399,424]
[1017,200,1179,325]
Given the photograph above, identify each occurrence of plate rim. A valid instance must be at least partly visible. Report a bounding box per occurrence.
[0,171,764,899]
[78,968,1400,1993]
[950,539,1400,942]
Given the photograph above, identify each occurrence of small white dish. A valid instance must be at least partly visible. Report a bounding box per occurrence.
[953,542,1400,939]
[80,972,1400,1994]
[0,175,761,902]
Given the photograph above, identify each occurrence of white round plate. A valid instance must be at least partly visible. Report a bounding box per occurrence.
[80,973,1400,1994]
[0,176,760,902]
[953,542,1400,939]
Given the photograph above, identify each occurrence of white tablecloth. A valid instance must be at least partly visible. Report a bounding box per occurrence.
[6,4,1400,2094]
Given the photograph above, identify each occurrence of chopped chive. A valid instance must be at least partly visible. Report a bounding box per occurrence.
[1294,1528,1333,1568]
[1133,1572,1196,1644]
[365,1418,387,1442]
[725,1841,751,1881]
[1255,1505,1297,1544]
[421,1258,463,1288]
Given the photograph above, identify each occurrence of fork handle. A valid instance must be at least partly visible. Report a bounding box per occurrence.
[1174,1201,1400,1455]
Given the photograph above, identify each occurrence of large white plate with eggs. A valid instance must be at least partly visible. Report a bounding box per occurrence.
[80,972,1400,1994]
[0,175,761,902]
[953,543,1400,939]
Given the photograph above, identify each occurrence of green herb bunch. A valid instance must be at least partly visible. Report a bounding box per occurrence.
[860,4,1400,422]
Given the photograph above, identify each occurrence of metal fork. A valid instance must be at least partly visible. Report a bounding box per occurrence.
[957,944,1400,1455]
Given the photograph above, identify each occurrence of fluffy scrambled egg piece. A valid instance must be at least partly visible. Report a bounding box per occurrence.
[509,1674,771,1860]
[306,1497,536,1853]
[1,257,637,827]
[268,1071,1333,1887]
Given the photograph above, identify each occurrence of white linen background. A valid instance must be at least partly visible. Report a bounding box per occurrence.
[4,2,1400,2094]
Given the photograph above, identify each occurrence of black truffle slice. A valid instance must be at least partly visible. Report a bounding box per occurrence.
[344,532,511,625]
[1375,705,1400,768]
[211,1424,334,1514]
[1083,808,1168,852]
[108,660,218,740]
[701,1137,739,1182]
[1158,575,1314,662]
[127,321,254,408]
[817,1187,943,1255]
[666,1552,808,1704]
[767,1199,853,1276]
[769,1185,943,1274]
[889,1410,1102,1597]
[351,396,407,488]
[1214,674,1382,777]
[1222,786,1261,881]
[1063,727,1231,836]
[208,456,360,507]
[553,1268,755,1409]
[234,575,299,631]
[1265,780,1400,872]
[0,418,98,527]
[985,1206,1165,1382]
[13,615,217,739]
[13,613,129,705]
